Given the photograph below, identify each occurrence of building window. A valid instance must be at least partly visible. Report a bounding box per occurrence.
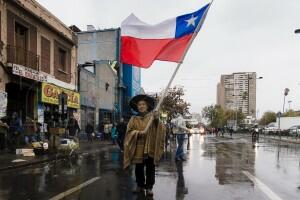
[41,36,50,73]
[58,48,67,71]
[15,22,28,65]
[15,22,28,49]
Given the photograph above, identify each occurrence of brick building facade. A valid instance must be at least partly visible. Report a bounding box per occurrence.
[0,0,78,127]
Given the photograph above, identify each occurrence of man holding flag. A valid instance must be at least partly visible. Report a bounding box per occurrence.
[122,2,212,196]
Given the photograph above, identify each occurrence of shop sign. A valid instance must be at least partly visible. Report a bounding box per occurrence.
[41,83,80,109]
[0,91,7,118]
[12,64,48,82]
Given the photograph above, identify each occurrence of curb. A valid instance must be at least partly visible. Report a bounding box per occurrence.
[0,154,69,172]
[0,142,117,172]
[261,136,300,144]
[219,134,300,144]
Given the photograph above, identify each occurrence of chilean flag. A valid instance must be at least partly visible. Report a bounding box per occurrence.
[121,3,211,68]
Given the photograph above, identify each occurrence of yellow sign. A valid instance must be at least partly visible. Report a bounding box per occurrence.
[41,83,80,109]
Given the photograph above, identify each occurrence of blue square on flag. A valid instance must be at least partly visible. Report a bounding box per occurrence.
[175,4,209,38]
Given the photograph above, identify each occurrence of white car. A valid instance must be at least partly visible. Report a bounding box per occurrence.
[289,125,300,137]
[263,123,280,134]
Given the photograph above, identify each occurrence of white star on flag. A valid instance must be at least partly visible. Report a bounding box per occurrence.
[185,15,198,27]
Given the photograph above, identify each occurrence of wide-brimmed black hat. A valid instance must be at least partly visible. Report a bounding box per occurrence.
[130,94,156,112]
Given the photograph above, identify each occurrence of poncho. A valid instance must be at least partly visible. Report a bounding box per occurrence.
[123,113,165,169]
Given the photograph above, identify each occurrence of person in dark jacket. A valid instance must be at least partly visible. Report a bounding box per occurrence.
[0,117,9,151]
[85,122,94,143]
[67,116,80,138]
[116,118,127,151]
[9,112,23,151]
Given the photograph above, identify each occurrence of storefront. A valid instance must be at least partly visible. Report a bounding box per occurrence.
[5,64,47,121]
[40,82,80,131]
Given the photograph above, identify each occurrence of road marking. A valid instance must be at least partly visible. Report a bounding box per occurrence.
[49,177,100,200]
[242,171,283,200]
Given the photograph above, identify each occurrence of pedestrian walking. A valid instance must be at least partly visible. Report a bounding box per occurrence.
[172,114,190,162]
[123,94,165,197]
[24,117,36,145]
[67,115,80,138]
[8,112,23,151]
[104,124,110,140]
[85,122,94,143]
[97,123,104,141]
[252,124,259,142]
[116,118,127,151]
[111,123,118,145]
[165,123,172,151]
[229,127,233,138]
[0,117,9,151]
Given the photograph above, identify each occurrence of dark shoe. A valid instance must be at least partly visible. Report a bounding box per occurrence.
[180,156,187,161]
[132,187,145,194]
[146,189,153,196]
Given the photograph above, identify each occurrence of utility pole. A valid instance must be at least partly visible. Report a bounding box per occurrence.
[288,100,292,111]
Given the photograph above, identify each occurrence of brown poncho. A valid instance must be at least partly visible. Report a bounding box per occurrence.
[123,113,165,169]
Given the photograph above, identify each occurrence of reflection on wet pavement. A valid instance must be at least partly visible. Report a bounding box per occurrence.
[0,135,299,200]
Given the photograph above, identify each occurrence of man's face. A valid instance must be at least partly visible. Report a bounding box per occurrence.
[137,100,148,113]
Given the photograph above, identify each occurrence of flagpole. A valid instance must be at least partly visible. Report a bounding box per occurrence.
[141,2,213,134]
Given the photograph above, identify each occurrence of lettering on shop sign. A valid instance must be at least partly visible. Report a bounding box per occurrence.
[12,65,48,82]
[41,83,80,109]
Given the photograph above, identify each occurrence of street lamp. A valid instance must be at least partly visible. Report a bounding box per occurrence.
[283,88,290,113]
[247,74,263,116]
[232,94,238,129]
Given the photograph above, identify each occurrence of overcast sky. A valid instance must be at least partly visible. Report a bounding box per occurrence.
[37,0,300,117]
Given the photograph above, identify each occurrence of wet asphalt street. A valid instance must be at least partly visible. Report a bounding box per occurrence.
[0,134,300,200]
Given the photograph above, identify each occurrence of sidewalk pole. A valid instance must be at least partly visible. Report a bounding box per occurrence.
[141,2,213,134]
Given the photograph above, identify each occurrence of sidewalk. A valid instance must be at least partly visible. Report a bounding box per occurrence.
[260,134,300,144]
[222,133,300,144]
[0,140,115,172]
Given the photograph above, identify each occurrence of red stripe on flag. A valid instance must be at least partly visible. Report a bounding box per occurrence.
[121,34,193,68]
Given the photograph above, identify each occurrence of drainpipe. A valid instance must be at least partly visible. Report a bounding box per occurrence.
[116,28,122,121]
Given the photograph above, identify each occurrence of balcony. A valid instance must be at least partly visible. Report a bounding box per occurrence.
[6,45,39,71]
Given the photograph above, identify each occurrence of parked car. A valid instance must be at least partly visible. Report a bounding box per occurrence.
[289,125,300,137]
[263,123,280,134]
